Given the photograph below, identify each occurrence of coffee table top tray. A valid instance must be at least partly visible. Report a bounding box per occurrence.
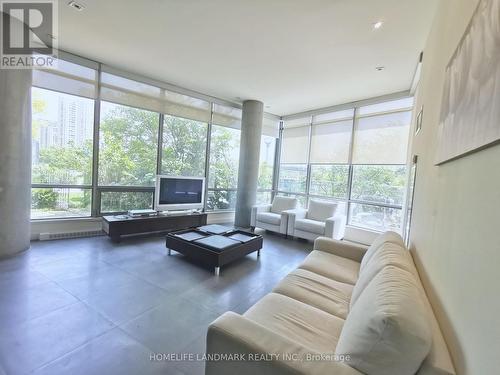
[166,227,263,271]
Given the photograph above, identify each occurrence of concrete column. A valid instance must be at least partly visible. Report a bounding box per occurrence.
[0,67,32,258]
[235,100,263,228]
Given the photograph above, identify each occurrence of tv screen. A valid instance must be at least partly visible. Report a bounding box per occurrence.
[158,177,204,205]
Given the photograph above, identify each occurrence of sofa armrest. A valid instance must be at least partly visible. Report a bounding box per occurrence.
[251,204,272,226]
[314,237,368,263]
[206,312,362,375]
[324,214,347,240]
[283,208,307,236]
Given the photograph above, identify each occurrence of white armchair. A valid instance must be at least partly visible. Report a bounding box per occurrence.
[287,199,346,241]
[250,196,298,235]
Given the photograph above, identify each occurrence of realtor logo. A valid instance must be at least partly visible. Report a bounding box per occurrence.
[1,0,58,69]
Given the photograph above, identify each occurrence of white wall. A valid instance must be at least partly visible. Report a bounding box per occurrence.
[409,0,500,374]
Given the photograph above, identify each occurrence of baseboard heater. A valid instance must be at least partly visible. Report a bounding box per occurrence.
[39,230,105,241]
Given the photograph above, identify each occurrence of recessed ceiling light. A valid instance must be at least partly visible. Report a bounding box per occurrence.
[68,1,85,11]
[375,66,385,71]
[373,21,384,30]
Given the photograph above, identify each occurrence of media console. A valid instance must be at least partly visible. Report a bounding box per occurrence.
[102,212,207,242]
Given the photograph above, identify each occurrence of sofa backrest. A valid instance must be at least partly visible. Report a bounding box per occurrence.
[271,196,298,214]
[360,231,405,271]
[306,199,338,221]
[347,231,456,375]
[336,266,432,375]
[351,242,419,307]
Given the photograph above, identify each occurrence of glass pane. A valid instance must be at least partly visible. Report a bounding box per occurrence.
[98,101,159,186]
[309,165,349,199]
[281,126,309,163]
[348,203,403,232]
[351,165,406,206]
[31,188,91,219]
[276,193,307,208]
[32,87,94,185]
[256,191,272,205]
[100,191,153,213]
[206,190,237,211]
[161,115,207,177]
[310,120,352,163]
[357,97,414,116]
[258,135,276,190]
[278,164,307,193]
[208,125,240,189]
[352,111,412,164]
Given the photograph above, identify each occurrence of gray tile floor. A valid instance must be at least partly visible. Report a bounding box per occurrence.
[0,230,312,375]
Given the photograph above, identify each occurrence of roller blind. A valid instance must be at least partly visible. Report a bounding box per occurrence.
[100,72,211,123]
[212,103,242,129]
[32,58,98,99]
[281,125,310,163]
[262,115,280,138]
[352,111,412,164]
[310,120,353,163]
[312,109,354,125]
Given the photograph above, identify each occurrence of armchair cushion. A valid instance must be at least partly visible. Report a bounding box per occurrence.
[307,199,338,222]
[270,196,298,214]
[250,204,271,227]
[256,212,281,226]
[294,218,325,235]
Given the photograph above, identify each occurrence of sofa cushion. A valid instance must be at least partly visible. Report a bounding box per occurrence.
[244,293,344,354]
[271,196,297,214]
[351,242,419,307]
[272,269,353,319]
[294,218,325,235]
[306,199,338,221]
[335,266,432,375]
[299,250,360,285]
[360,231,405,271]
[256,212,281,225]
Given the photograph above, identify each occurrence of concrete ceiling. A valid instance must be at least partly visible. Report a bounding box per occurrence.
[57,0,438,116]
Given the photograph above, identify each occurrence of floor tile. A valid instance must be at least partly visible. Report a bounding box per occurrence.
[174,334,207,375]
[0,302,114,374]
[32,328,183,375]
[120,297,219,355]
[81,278,172,325]
[56,266,143,300]
[0,281,79,325]
[31,253,112,283]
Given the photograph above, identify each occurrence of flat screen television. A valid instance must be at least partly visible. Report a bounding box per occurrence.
[154,176,205,211]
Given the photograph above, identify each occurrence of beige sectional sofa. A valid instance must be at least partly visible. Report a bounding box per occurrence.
[205,232,456,375]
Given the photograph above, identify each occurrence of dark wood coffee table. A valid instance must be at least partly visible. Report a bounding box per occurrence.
[165,227,263,275]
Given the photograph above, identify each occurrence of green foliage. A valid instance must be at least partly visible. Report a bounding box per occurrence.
[99,103,159,186]
[32,189,58,209]
[351,165,406,205]
[162,115,207,176]
[33,140,93,185]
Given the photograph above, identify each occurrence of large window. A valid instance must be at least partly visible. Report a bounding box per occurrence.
[31,87,95,219]
[207,125,241,210]
[30,57,279,218]
[278,98,414,232]
[161,115,207,177]
[98,102,159,187]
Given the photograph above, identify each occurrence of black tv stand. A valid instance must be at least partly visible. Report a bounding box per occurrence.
[102,212,207,242]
